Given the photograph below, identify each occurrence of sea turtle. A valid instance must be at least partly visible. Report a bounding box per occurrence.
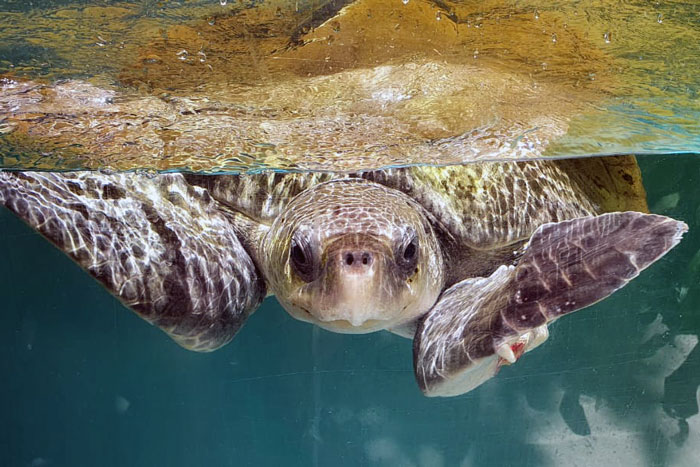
[0,157,687,396]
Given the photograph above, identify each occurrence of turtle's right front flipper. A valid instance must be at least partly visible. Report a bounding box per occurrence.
[0,172,266,351]
[414,212,687,397]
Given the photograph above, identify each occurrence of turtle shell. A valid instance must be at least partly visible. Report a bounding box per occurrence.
[0,0,697,173]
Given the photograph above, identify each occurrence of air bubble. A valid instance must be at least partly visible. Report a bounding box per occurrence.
[402,0,409,4]
[219,0,227,5]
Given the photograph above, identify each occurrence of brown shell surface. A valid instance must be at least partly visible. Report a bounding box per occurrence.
[187,155,648,252]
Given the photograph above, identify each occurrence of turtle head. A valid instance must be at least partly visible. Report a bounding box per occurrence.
[262,179,444,333]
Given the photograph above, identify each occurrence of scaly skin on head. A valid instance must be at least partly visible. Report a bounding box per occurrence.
[261,179,445,333]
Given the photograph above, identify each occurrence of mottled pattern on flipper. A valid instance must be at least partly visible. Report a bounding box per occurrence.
[0,172,265,351]
[414,212,687,396]
[413,266,513,396]
[506,211,686,325]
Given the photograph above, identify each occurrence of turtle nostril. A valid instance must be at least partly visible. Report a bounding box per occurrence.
[342,251,373,269]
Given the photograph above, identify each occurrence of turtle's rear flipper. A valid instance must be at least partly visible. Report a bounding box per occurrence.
[0,172,266,351]
[414,212,687,397]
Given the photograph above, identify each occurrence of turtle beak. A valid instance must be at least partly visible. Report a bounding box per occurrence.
[312,234,395,329]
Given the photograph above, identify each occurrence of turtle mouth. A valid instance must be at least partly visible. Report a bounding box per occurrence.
[286,301,391,333]
[312,317,389,334]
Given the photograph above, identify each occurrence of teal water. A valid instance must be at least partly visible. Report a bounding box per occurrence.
[1,153,700,466]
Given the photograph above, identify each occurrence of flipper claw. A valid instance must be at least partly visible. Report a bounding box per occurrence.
[496,343,517,364]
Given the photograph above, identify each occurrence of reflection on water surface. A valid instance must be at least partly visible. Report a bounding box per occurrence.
[0,0,698,172]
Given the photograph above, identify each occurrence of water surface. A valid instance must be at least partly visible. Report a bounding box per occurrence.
[0,0,698,172]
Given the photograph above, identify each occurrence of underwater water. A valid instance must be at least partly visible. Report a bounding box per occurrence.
[0,154,699,466]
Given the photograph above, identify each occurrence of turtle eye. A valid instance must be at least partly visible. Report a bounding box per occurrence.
[396,232,419,277]
[403,239,417,261]
[290,236,318,282]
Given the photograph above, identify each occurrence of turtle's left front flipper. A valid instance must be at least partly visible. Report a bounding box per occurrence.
[0,172,266,351]
[414,212,687,397]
